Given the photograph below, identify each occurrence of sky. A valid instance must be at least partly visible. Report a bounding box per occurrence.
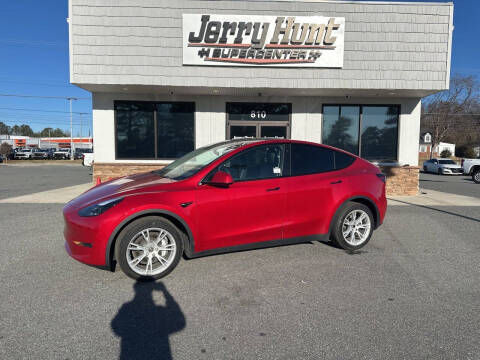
[0,0,478,136]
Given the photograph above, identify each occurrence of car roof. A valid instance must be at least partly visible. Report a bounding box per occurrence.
[214,138,358,156]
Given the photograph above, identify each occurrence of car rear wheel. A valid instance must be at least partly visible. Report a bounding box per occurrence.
[331,202,374,250]
[115,216,183,281]
[473,169,480,184]
[438,168,443,175]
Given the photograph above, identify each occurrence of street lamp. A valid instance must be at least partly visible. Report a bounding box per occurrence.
[67,97,78,160]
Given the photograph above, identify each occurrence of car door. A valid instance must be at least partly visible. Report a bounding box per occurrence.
[194,144,286,252]
[283,144,342,239]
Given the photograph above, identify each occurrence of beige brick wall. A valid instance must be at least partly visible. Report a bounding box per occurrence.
[93,163,420,196]
[380,165,419,196]
[93,163,167,183]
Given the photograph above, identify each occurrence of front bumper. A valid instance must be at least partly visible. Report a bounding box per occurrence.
[441,168,464,175]
[63,203,114,266]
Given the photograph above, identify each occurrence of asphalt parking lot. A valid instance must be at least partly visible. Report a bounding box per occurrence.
[420,171,479,199]
[0,165,479,359]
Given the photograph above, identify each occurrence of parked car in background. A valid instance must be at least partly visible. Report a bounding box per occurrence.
[64,139,387,281]
[14,148,34,159]
[0,154,3,163]
[31,148,54,160]
[74,148,93,160]
[422,158,463,175]
[462,158,480,184]
[53,149,72,160]
[82,152,94,166]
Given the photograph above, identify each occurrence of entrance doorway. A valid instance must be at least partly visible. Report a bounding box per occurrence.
[226,103,291,139]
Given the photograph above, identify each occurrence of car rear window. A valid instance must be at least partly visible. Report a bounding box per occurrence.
[334,151,355,170]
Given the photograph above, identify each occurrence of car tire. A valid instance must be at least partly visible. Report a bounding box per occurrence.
[423,165,428,173]
[115,216,183,281]
[330,202,374,251]
[438,168,442,175]
[473,169,480,184]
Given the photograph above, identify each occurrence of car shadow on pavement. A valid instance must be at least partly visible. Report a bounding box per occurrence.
[387,198,480,223]
[111,281,186,360]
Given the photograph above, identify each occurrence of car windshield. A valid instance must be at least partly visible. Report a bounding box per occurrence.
[439,160,456,164]
[154,140,258,180]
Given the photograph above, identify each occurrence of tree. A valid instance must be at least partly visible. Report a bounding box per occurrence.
[440,149,452,158]
[0,122,10,135]
[422,75,480,159]
[19,124,34,137]
[456,145,476,159]
[0,142,12,163]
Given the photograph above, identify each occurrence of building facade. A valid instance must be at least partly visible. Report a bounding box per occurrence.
[68,0,453,195]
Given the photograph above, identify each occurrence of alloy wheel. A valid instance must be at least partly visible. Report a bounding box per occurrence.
[342,210,371,246]
[126,227,177,276]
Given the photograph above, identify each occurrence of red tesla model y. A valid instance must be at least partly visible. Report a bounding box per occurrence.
[64,139,387,280]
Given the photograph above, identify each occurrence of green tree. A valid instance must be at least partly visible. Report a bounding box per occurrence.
[440,149,452,158]
[19,124,34,137]
[456,145,476,158]
[0,122,10,135]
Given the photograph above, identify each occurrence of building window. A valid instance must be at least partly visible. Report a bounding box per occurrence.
[322,105,399,162]
[115,101,194,160]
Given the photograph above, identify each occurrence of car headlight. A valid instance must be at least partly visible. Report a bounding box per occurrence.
[78,197,124,217]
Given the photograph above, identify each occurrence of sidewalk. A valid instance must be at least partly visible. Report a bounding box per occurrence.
[0,183,92,204]
[388,188,480,207]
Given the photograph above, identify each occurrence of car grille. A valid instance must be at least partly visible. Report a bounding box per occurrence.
[451,168,463,173]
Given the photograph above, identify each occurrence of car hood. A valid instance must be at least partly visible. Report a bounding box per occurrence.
[66,171,177,209]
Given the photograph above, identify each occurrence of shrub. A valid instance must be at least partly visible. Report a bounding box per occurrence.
[440,149,452,158]
[456,145,476,159]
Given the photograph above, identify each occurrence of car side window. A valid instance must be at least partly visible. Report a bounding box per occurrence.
[290,144,335,176]
[208,144,285,182]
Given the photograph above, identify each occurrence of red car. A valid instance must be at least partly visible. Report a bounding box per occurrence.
[64,139,387,280]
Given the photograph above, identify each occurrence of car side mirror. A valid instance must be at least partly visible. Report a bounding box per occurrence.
[207,171,234,188]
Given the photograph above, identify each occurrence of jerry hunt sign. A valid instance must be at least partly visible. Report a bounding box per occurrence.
[183,14,344,67]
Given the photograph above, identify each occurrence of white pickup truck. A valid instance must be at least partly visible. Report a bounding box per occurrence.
[462,159,480,184]
[82,152,94,167]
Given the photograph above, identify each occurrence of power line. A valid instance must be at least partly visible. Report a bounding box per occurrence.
[0,39,67,47]
[0,93,90,100]
[0,107,90,115]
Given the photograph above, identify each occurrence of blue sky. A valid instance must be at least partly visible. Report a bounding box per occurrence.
[0,0,478,136]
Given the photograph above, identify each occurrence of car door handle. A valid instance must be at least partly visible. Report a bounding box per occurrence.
[266,187,280,192]
[330,180,342,184]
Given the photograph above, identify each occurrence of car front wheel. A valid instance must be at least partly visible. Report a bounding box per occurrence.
[331,202,374,250]
[115,216,183,281]
[473,169,480,184]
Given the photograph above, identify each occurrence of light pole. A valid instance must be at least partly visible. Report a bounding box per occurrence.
[67,97,78,160]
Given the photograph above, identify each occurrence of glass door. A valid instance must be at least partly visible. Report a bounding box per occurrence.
[226,102,291,140]
[230,125,257,139]
[260,125,287,139]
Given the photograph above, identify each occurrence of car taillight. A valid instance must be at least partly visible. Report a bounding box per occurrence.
[376,173,386,183]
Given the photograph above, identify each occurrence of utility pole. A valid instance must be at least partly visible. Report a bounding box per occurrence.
[67,97,78,160]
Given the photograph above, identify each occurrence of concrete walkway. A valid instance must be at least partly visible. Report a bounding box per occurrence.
[388,188,480,207]
[0,183,92,204]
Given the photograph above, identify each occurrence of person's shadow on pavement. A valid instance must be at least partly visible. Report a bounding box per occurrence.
[111,281,186,360]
